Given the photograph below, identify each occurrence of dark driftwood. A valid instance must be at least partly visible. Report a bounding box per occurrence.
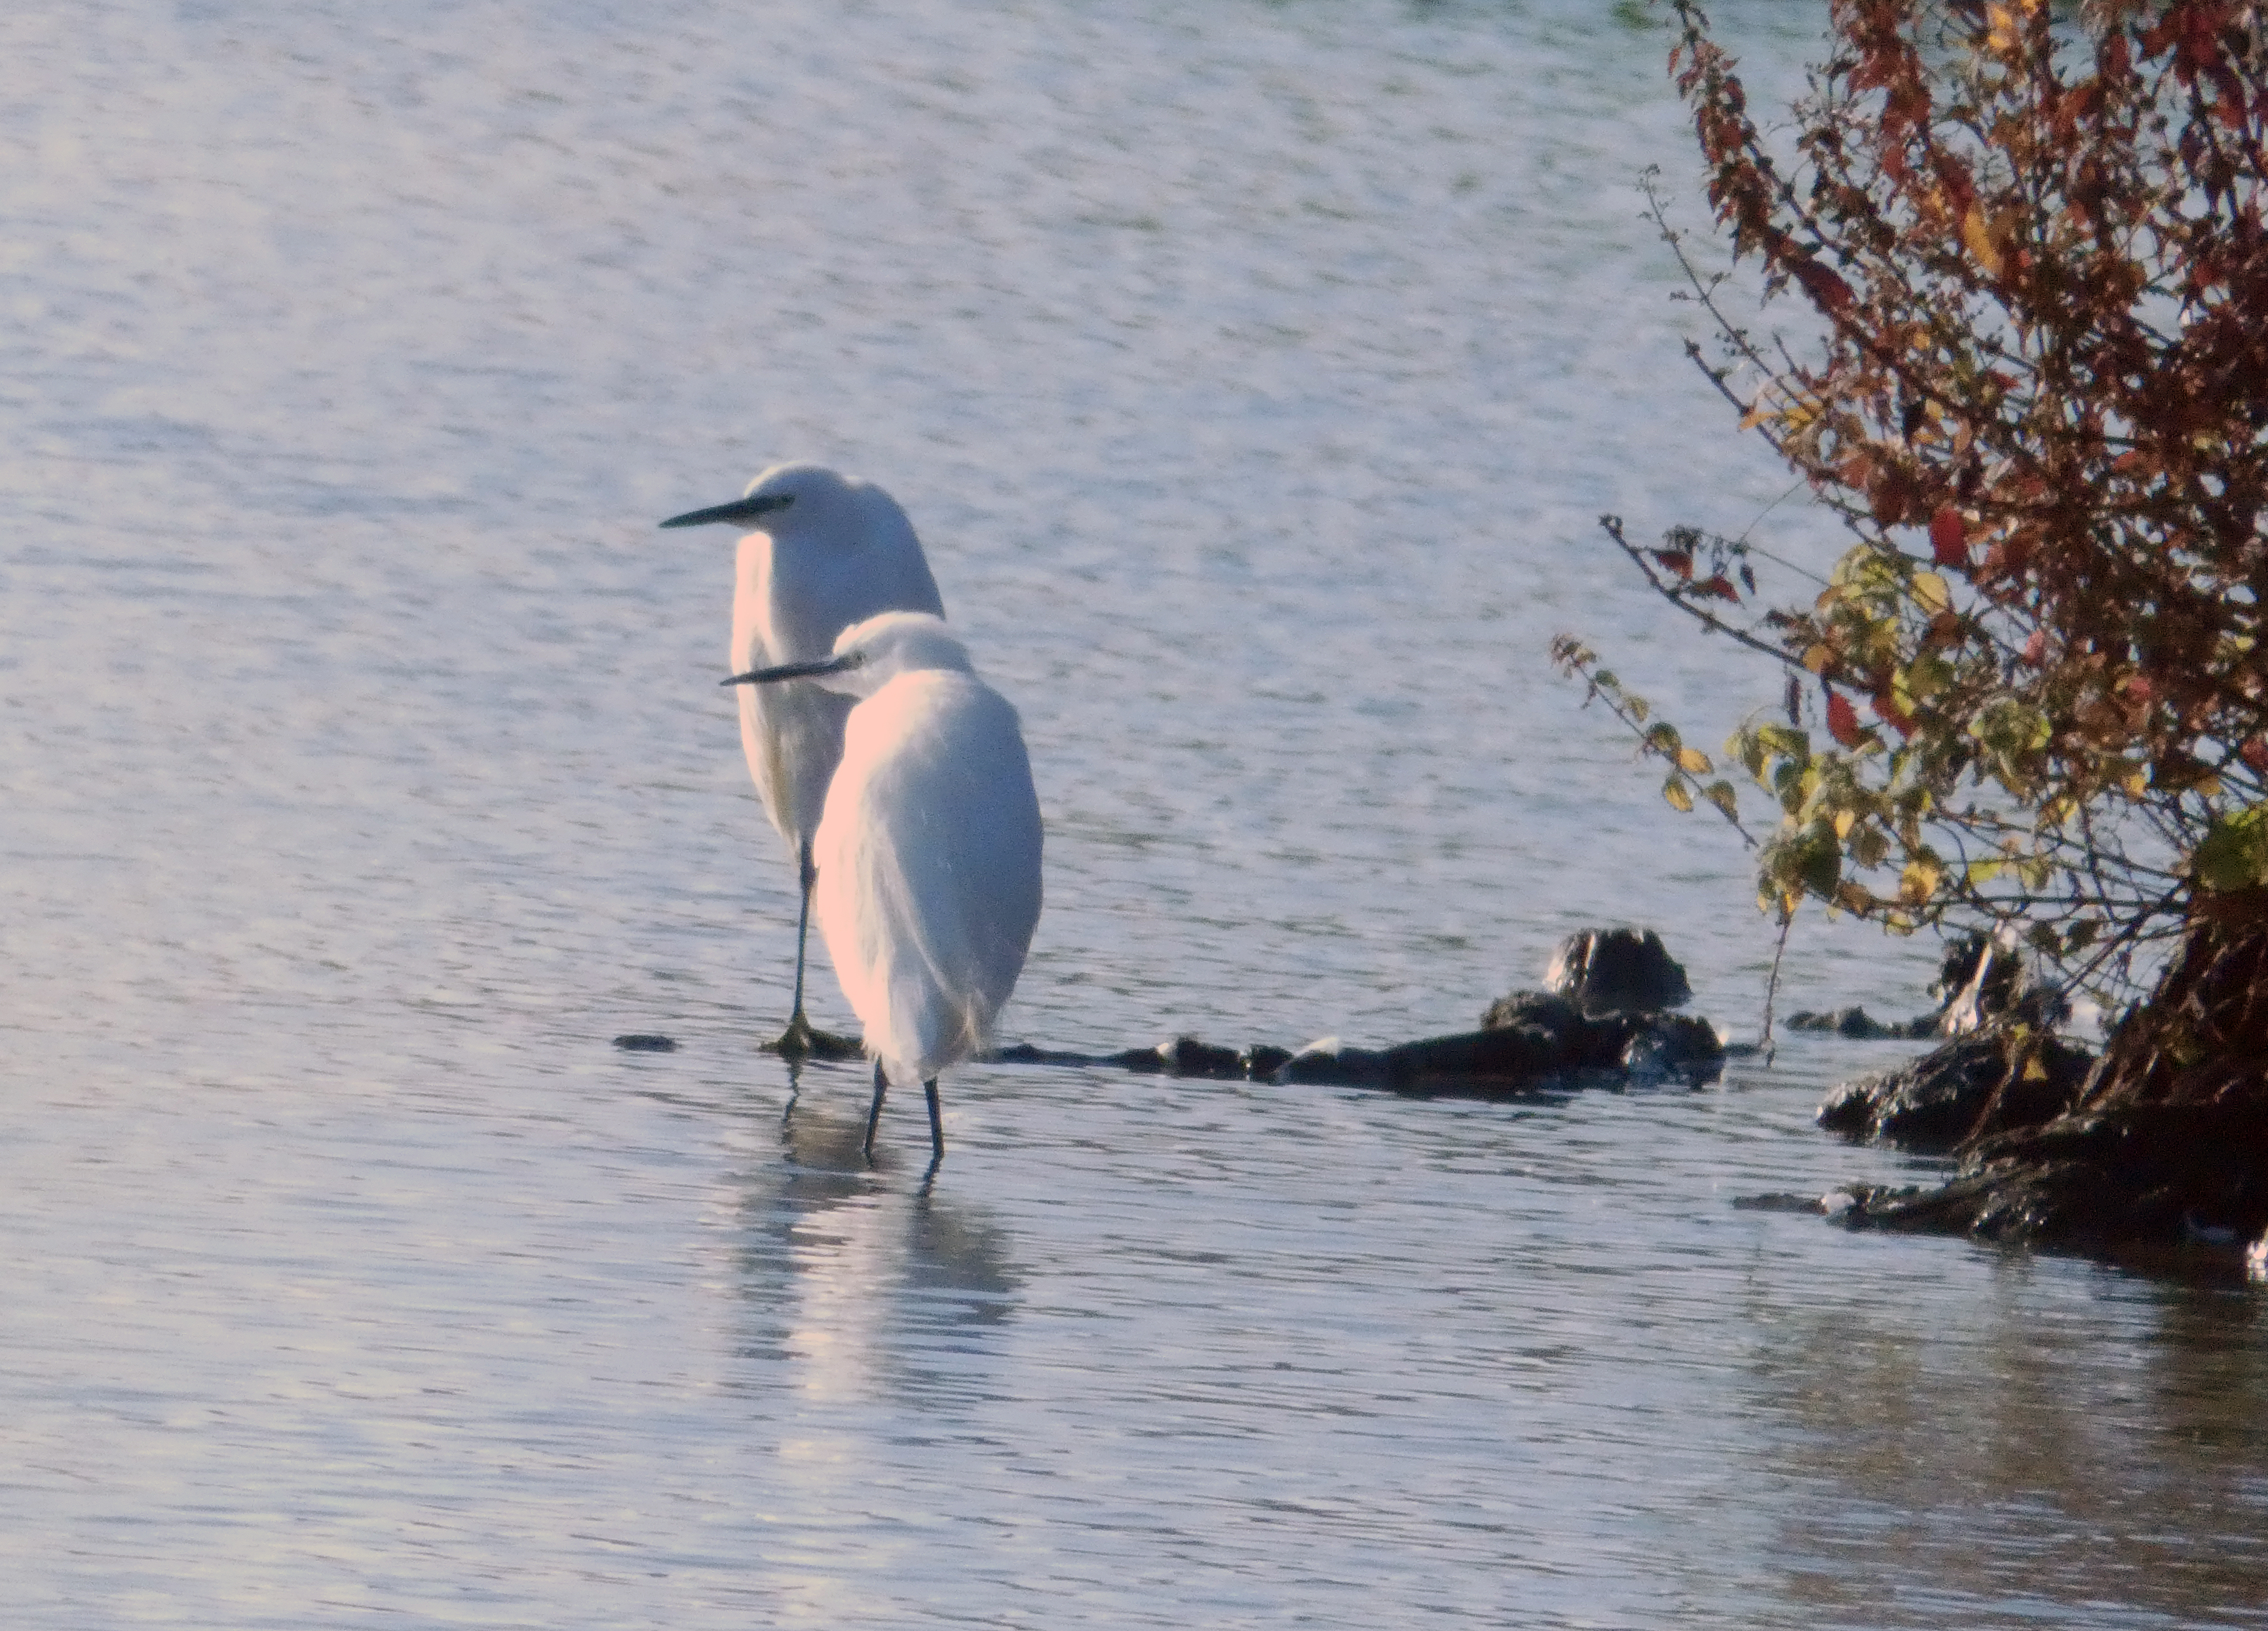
[616,926,1727,1098]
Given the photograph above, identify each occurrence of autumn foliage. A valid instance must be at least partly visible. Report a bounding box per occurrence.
[1561,0,2268,998]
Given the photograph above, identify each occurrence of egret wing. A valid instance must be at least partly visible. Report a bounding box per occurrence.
[815,675,1042,1080]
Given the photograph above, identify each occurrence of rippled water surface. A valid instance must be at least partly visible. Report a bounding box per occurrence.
[5,1,2265,1625]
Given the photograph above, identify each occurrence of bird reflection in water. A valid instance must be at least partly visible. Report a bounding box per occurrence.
[730,1057,1021,1412]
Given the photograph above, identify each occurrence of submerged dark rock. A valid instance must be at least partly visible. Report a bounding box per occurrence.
[1538,927,1692,1018]
[1275,1002,1724,1095]
[1277,1026,1565,1094]
[1818,1028,2096,1152]
[1785,1005,1937,1040]
[1242,1043,1295,1079]
[1622,1013,1725,1080]
[1144,926,1728,1095]
[612,1033,678,1052]
[991,1041,1141,1069]
[1129,1036,1247,1078]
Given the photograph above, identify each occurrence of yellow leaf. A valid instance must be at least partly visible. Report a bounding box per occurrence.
[1739,398,1775,431]
[1832,808,1857,840]
[2123,766,2149,798]
[1900,859,1942,903]
[1912,571,1950,614]
[1677,747,1712,775]
[2022,1054,2049,1082]
[1663,776,1695,813]
[1803,643,1833,674]
[1962,204,2004,278]
[1986,1,2032,54]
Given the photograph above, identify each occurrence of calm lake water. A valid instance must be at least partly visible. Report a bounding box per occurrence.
[5,1,2264,1625]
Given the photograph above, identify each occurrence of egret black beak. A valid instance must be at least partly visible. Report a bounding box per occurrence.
[659,492,795,529]
[722,652,866,687]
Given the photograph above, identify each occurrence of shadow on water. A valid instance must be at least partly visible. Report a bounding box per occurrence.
[1750,1256,2268,1626]
[726,1060,1021,1414]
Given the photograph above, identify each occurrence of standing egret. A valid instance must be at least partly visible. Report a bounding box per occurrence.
[660,464,945,1057]
[724,611,1042,1167]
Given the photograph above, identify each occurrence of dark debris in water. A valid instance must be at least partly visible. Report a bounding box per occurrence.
[763,1020,863,1062]
[612,1033,677,1053]
[1730,1191,1834,1215]
[609,928,1727,1098]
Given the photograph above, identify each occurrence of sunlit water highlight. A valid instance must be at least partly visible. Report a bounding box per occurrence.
[3,1,2263,1625]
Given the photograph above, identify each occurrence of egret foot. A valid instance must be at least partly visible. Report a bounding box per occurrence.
[764,1012,863,1062]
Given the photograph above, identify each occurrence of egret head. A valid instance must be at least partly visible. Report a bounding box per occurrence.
[722,610,972,700]
[658,461,853,534]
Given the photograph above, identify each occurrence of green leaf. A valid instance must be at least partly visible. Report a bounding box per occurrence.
[1852,824,1891,869]
[1899,652,1954,705]
[1703,780,1740,821]
[1797,823,1842,899]
[1755,724,1809,762]
[2194,804,2268,892]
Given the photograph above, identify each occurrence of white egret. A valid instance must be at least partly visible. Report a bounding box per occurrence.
[725,611,1042,1166]
[660,464,945,1055]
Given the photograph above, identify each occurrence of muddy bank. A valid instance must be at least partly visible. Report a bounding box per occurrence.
[1827,899,2268,1260]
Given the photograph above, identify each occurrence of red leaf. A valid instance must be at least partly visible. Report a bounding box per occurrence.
[1872,693,1914,736]
[1693,574,1741,603]
[1792,257,1855,316]
[1928,506,1969,567]
[2022,629,2048,666]
[1826,689,1862,748]
[2242,738,2268,774]
[1654,549,1695,580]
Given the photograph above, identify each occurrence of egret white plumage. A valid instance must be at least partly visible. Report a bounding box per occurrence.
[725,611,1042,1165]
[660,464,945,1055]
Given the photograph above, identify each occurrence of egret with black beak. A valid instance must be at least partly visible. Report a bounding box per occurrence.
[661,464,945,1055]
[725,610,1042,1167]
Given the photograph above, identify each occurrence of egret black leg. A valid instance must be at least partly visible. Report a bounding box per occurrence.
[924,1079,944,1166]
[863,1060,889,1161]
[790,839,816,1023]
